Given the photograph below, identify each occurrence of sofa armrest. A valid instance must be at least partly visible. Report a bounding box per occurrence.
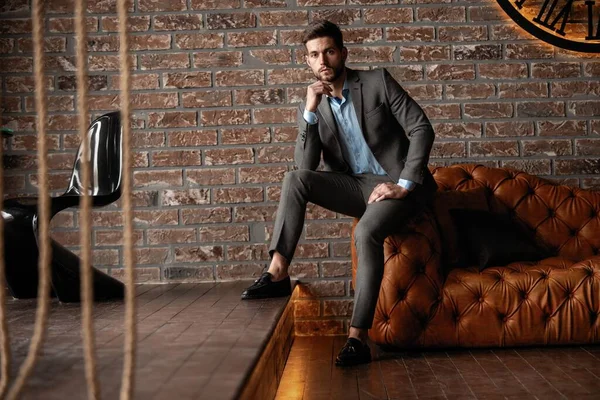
[351,209,445,347]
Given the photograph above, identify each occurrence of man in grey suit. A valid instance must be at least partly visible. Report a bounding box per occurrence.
[242,20,438,366]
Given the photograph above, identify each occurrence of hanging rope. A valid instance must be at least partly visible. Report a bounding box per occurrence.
[75,0,101,397]
[6,0,53,396]
[116,0,137,398]
[0,91,12,399]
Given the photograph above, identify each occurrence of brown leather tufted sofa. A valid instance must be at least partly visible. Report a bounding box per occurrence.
[351,164,600,349]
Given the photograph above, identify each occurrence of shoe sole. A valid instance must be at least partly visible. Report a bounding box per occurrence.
[240,291,291,300]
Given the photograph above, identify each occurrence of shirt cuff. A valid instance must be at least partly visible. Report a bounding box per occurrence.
[303,109,318,125]
[397,178,416,191]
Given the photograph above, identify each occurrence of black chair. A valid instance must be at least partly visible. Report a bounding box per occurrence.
[3,111,125,302]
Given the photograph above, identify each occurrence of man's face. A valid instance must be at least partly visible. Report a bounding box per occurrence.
[305,36,347,83]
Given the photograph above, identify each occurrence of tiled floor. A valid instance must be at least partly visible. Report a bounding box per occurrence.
[1,281,291,399]
[276,336,600,400]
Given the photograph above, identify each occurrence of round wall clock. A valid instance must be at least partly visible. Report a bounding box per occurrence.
[495,0,600,53]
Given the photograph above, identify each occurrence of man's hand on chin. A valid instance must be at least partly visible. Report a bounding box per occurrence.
[368,183,409,204]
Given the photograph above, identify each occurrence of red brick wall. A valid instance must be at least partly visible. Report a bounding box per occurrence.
[1,0,599,335]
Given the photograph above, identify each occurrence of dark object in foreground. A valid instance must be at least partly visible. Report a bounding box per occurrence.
[241,272,292,300]
[335,337,371,367]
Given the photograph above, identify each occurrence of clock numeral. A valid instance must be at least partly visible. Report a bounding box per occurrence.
[532,0,576,36]
[585,1,600,40]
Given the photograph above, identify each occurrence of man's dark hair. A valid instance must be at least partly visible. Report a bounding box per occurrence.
[302,20,344,50]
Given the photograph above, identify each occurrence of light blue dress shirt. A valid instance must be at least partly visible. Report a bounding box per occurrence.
[303,80,415,191]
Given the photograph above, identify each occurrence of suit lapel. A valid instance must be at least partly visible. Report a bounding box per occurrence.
[348,74,363,136]
[317,100,338,137]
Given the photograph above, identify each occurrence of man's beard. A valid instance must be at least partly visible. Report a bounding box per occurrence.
[314,63,344,83]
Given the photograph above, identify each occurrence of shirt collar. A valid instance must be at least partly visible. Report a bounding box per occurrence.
[328,79,349,105]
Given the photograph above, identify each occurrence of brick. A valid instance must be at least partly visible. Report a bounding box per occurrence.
[1,0,28,13]
[226,244,269,261]
[164,72,212,89]
[4,175,26,192]
[259,11,308,27]
[200,226,249,242]
[129,191,160,207]
[298,281,345,298]
[479,63,527,79]
[193,51,243,68]
[517,101,564,117]
[294,300,320,318]
[417,6,465,22]
[0,57,32,73]
[387,26,435,42]
[486,121,534,137]
[268,68,314,84]
[48,114,77,131]
[191,0,240,9]
[273,127,297,143]
[133,170,183,188]
[349,46,395,62]
[569,101,600,117]
[531,62,580,79]
[430,142,466,158]
[246,0,286,6]
[88,55,136,71]
[364,7,412,24]
[201,110,251,126]
[501,160,551,176]
[340,27,383,44]
[84,35,119,52]
[12,135,60,151]
[175,33,223,49]
[555,159,600,175]
[257,146,294,163]
[279,30,304,46]
[237,88,286,107]
[470,141,518,157]
[332,242,350,257]
[239,166,285,184]
[490,24,534,40]
[321,261,351,278]
[89,211,123,227]
[538,120,586,137]
[254,107,296,124]
[154,14,203,31]
[48,17,98,33]
[5,76,53,93]
[152,150,202,167]
[134,248,169,265]
[445,83,494,100]
[0,39,14,54]
[111,267,161,283]
[174,246,224,262]
[161,188,209,205]
[110,73,159,90]
[0,19,31,34]
[585,62,600,76]
[138,0,186,11]
[213,187,263,204]
[228,30,277,47]
[101,16,150,32]
[551,81,600,97]
[163,266,214,281]
[90,93,178,111]
[400,45,450,62]
[25,95,74,112]
[131,34,172,51]
[286,87,305,104]
[1,97,21,113]
[593,120,600,135]
[582,178,600,190]
[95,230,143,246]
[290,262,319,278]
[148,111,197,128]
[168,130,218,147]
[58,75,108,91]
[433,122,481,139]
[216,70,264,86]
[386,65,424,82]
[204,147,253,165]
[133,210,179,226]
[323,300,353,317]
[498,82,548,99]
[182,91,232,108]
[522,139,572,157]
[506,43,554,60]
[29,172,71,190]
[438,26,487,42]
[182,207,232,224]
[306,222,352,239]
[187,169,235,185]
[216,264,264,280]
[17,37,67,53]
[140,53,189,70]
[248,49,291,65]
[207,13,256,29]
[147,228,196,245]
[468,6,509,21]
[234,205,278,222]
[464,103,513,118]
[1,115,36,131]
[295,320,344,336]
[50,213,75,229]
[422,104,461,119]
[312,9,361,25]
[454,44,501,60]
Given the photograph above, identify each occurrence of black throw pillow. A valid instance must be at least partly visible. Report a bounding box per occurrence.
[449,208,549,270]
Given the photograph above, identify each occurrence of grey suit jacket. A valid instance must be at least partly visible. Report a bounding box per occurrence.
[295,67,435,186]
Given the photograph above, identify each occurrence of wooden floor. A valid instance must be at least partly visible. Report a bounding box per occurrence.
[276,336,600,400]
[2,281,290,400]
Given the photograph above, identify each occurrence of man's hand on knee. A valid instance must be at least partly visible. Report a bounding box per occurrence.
[368,183,409,204]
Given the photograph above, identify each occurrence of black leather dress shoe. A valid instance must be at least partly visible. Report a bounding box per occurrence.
[335,338,371,367]
[241,272,291,300]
